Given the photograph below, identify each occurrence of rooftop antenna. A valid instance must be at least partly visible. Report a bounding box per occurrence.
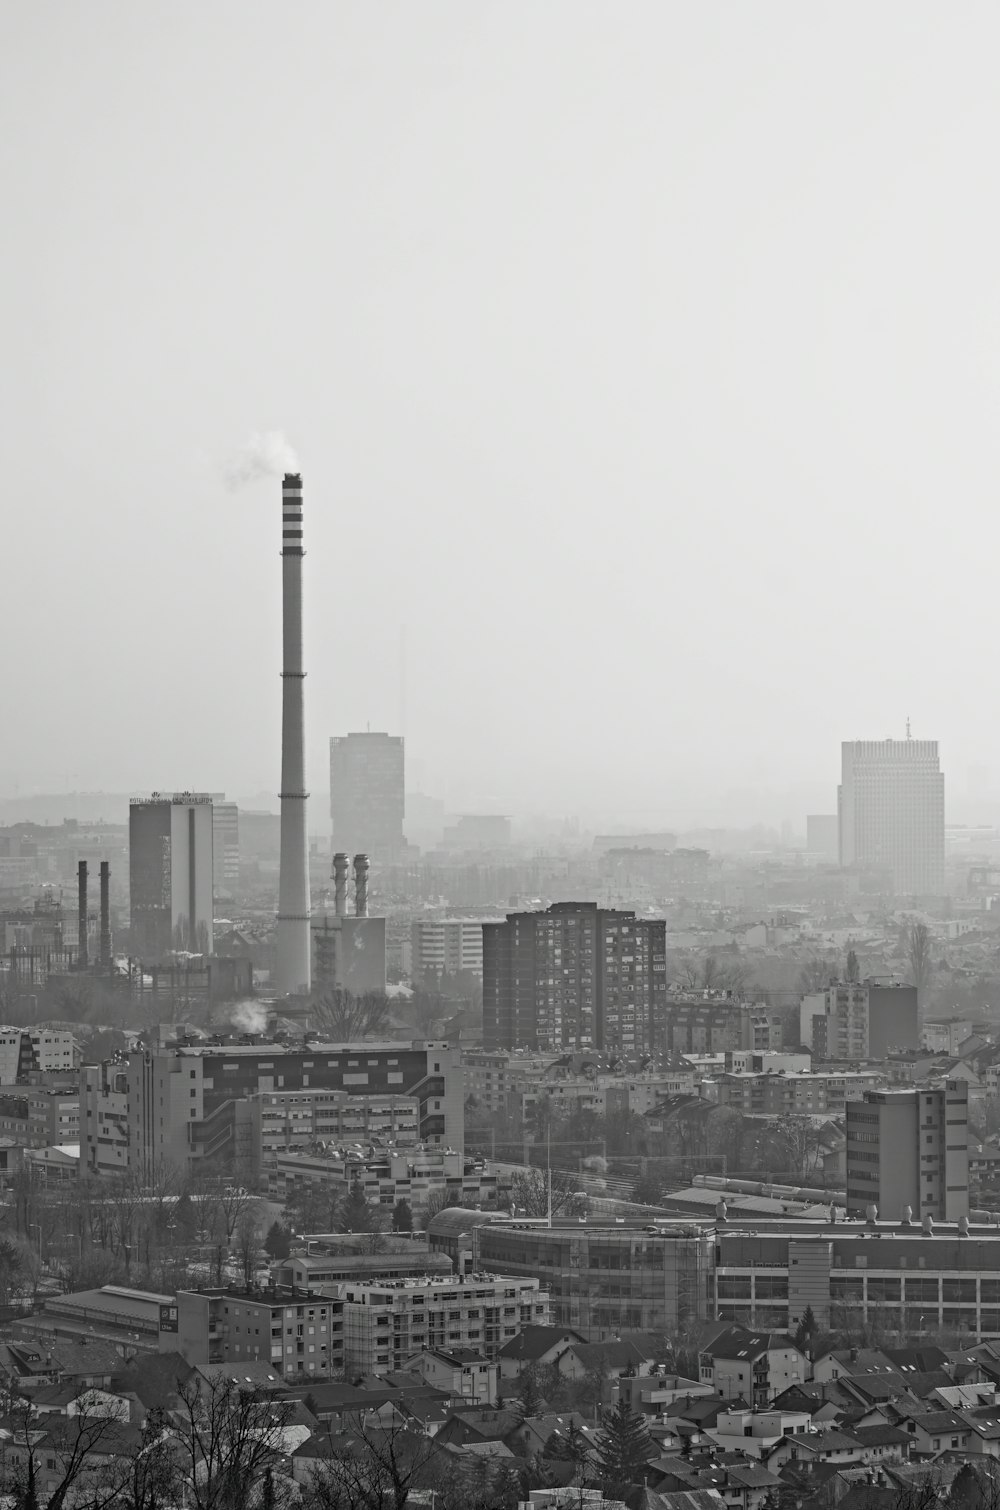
[906,717,912,740]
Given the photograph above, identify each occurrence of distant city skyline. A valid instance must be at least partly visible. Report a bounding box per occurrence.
[5,7,1000,824]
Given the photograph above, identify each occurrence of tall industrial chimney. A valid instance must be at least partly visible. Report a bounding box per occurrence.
[275,472,312,995]
[99,861,112,968]
[354,853,370,918]
[77,861,88,969]
[333,852,350,917]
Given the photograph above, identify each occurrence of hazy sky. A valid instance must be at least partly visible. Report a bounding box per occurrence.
[4,3,999,828]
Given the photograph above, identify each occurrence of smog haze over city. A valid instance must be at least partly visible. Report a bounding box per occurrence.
[10,8,1000,1494]
[4,3,1000,830]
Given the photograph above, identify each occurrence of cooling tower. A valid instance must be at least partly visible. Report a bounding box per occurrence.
[275,472,311,995]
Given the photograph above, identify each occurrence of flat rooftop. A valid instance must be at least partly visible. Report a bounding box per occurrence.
[167,1040,451,1057]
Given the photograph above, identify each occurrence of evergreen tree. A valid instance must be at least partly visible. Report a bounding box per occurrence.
[594,1400,654,1497]
[264,1221,291,1260]
[544,1419,592,1477]
[393,1199,413,1232]
[515,1363,550,1418]
[793,1305,816,1352]
[339,1181,381,1233]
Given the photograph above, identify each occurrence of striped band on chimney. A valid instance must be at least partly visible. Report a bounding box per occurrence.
[282,473,303,553]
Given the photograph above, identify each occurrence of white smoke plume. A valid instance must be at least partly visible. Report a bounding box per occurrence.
[224,430,300,490]
[230,999,269,1033]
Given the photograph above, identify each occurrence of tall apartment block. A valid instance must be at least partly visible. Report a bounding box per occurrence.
[411,918,486,983]
[801,981,919,1059]
[846,1080,969,1221]
[329,733,405,861]
[482,902,666,1053]
[838,737,945,894]
[129,794,214,959]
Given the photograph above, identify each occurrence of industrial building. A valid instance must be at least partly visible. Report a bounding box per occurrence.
[463,1217,713,1339]
[845,1080,970,1221]
[129,794,215,958]
[311,852,386,994]
[482,902,667,1053]
[82,1038,463,1176]
[329,732,405,862]
[838,736,945,895]
[432,1206,1000,1345]
[713,1217,1000,1339]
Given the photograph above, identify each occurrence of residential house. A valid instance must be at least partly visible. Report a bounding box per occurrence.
[699,1328,808,1407]
[498,1327,585,1381]
[403,1348,498,1407]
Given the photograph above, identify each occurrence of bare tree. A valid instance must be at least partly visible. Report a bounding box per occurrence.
[508,1167,587,1219]
[303,1412,441,1510]
[234,1206,263,1289]
[173,1372,293,1510]
[2,1385,132,1510]
[797,955,837,994]
[311,990,390,1040]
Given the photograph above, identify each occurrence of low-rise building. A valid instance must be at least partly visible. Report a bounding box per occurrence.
[463,1051,512,1114]
[711,1070,882,1117]
[0,1088,80,1148]
[272,1251,453,1289]
[268,1147,504,1215]
[244,1088,421,1162]
[176,1286,342,1379]
[337,1272,549,1376]
[699,1325,808,1406]
[403,1345,498,1405]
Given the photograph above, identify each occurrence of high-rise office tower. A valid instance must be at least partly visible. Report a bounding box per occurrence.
[129,794,214,959]
[211,801,240,898]
[329,733,405,860]
[845,1080,969,1221]
[838,736,945,894]
[482,902,667,1053]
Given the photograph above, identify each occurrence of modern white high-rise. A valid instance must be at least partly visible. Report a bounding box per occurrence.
[129,794,214,958]
[838,736,945,894]
[411,918,487,983]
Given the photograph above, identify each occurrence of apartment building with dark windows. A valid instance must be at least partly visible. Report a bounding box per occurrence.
[482,903,666,1053]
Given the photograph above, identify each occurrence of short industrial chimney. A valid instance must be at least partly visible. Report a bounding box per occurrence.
[353,854,369,917]
[275,473,312,996]
[99,861,112,968]
[77,861,88,969]
[333,852,350,917]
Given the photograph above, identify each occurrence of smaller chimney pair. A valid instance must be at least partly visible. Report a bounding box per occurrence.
[332,851,370,915]
[78,860,113,969]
